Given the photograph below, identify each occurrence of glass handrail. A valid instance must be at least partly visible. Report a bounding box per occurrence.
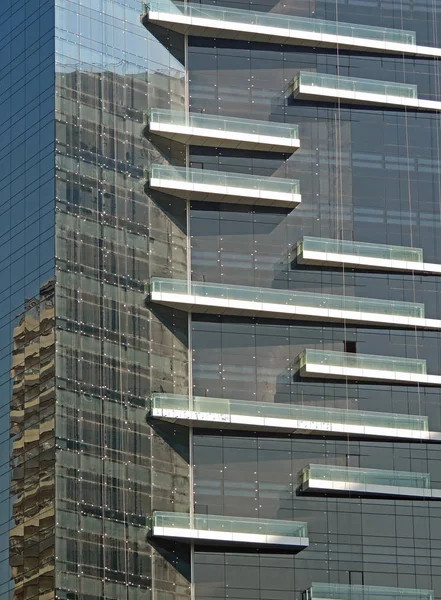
[146,0,416,46]
[150,393,429,432]
[294,71,418,99]
[148,165,300,195]
[152,511,308,537]
[300,349,427,375]
[305,582,434,600]
[148,108,299,140]
[299,236,424,263]
[300,464,431,489]
[148,277,425,319]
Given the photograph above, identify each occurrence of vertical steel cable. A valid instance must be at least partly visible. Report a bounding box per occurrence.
[432,0,441,480]
[184,25,196,600]
[333,0,351,462]
[399,0,423,448]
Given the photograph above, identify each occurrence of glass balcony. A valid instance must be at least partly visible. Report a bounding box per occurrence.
[293,71,417,100]
[297,236,441,274]
[304,582,434,600]
[299,464,431,491]
[150,393,430,438]
[152,511,309,549]
[298,349,441,386]
[144,0,417,51]
[293,72,441,110]
[299,349,427,375]
[298,236,423,263]
[148,164,301,207]
[147,108,300,152]
[148,277,426,320]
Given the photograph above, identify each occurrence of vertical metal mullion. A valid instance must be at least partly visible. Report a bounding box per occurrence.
[188,310,195,600]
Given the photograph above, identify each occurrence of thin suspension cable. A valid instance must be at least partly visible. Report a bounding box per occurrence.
[399,0,423,447]
[333,0,351,459]
[432,0,441,444]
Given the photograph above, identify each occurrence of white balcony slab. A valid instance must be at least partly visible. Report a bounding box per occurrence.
[298,465,440,499]
[301,477,434,499]
[148,121,300,152]
[293,76,441,112]
[299,360,441,386]
[150,407,437,442]
[151,512,309,551]
[150,288,441,331]
[149,168,301,208]
[144,3,441,59]
[298,249,441,275]
[152,525,309,548]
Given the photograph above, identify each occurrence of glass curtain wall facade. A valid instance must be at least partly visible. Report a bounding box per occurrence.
[146,0,441,598]
[183,0,441,597]
[55,0,189,598]
[3,0,441,600]
[1,1,55,599]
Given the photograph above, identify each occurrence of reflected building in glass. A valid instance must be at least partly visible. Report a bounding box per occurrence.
[3,0,441,598]
[9,280,55,600]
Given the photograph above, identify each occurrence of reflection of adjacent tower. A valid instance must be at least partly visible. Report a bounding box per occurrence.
[9,279,56,600]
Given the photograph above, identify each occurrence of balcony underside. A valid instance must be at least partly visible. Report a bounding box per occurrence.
[149,177,301,207]
[151,526,309,552]
[150,407,439,442]
[300,478,441,499]
[150,289,441,331]
[299,362,441,386]
[148,122,300,152]
[144,10,441,58]
[293,83,441,111]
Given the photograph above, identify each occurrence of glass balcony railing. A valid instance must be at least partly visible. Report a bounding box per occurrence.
[299,464,431,489]
[150,393,429,432]
[147,108,300,142]
[149,277,425,319]
[299,236,424,263]
[148,165,300,196]
[294,72,418,99]
[152,511,308,538]
[145,0,416,46]
[304,582,434,600]
[300,349,427,375]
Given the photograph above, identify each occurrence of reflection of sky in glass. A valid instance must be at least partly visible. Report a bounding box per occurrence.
[55,0,183,75]
[0,0,57,591]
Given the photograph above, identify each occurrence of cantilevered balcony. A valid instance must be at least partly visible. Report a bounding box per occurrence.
[297,349,441,386]
[146,109,300,153]
[151,511,309,551]
[148,277,441,331]
[148,165,301,207]
[296,237,441,275]
[304,582,434,600]
[298,464,441,499]
[149,393,437,442]
[292,72,441,111]
[143,0,441,58]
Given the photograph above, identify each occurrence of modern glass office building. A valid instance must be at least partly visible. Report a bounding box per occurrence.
[3,0,441,598]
